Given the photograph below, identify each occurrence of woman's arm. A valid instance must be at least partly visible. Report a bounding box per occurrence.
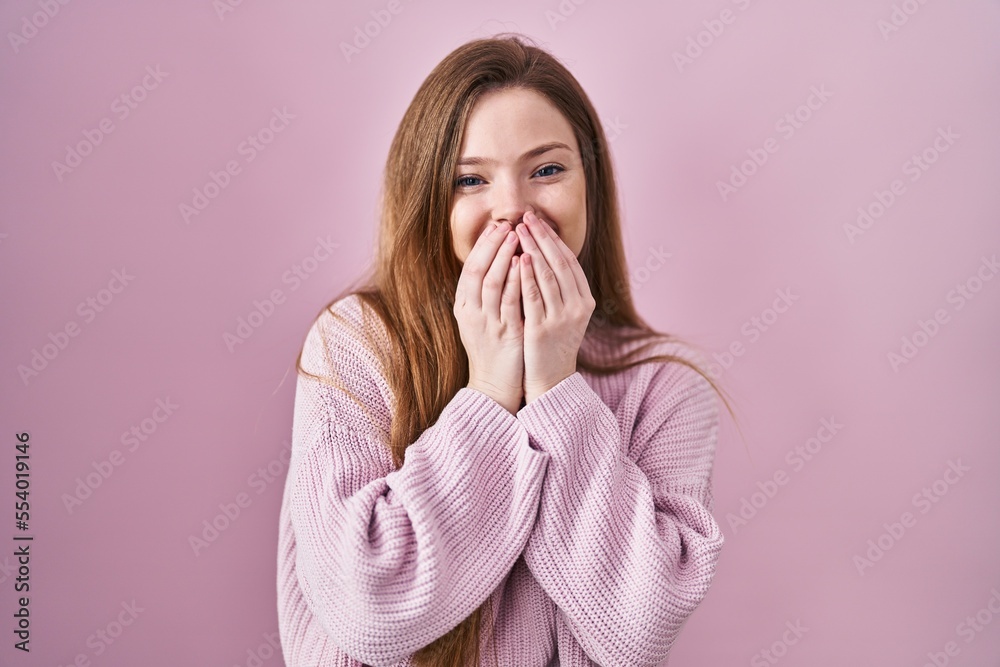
[288,299,550,666]
[516,359,724,667]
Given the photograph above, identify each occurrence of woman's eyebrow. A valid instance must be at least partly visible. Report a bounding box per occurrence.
[456,141,572,167]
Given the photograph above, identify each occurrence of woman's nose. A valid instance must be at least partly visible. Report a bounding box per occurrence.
[498,204,536,229]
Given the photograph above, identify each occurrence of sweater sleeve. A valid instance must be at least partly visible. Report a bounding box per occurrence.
[516,361,724,667]
[288,299,550,666]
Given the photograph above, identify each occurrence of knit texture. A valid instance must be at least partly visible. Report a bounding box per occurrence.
[277,294,724,667]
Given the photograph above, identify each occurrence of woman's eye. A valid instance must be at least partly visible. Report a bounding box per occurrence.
[455,175,482,188]
[454,165,563,189]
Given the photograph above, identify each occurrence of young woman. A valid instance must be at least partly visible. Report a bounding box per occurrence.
[277,34,733,667]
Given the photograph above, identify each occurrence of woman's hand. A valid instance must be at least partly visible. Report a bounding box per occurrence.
[454,220,525,415]
[515,208,596,405]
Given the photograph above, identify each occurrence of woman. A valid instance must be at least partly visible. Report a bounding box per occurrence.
[277,33,733,667]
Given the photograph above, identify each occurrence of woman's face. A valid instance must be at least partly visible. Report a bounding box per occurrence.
[449,87,587,264]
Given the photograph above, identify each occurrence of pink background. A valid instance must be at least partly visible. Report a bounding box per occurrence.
[2,1,999,665]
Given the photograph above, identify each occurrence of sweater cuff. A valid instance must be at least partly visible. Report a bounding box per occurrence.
[451,385,524,441]
[516,373,612,452]
[396,385,539,473]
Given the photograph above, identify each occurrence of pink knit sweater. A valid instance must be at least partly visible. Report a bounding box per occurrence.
[277,294,724,667]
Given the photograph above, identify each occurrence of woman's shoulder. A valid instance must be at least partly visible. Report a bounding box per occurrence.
[300,292,391,379]
[312,292,391,343]
[313,292,367,333]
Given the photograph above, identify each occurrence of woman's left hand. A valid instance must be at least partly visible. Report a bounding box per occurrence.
[516,208,596,406]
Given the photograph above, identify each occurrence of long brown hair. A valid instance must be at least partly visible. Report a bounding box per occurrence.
[296,33,741,667]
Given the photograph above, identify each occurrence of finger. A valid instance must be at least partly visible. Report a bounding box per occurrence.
[557,237,592,304]
[500,254,521,327]
[483,229,520,318]
[519,251,545,326]
[516,221,563,310]
[523,209,579,301]
[456,221,508,310]
[530,210,592,301]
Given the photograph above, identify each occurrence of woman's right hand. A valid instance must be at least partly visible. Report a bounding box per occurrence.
[454,220,524,415]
